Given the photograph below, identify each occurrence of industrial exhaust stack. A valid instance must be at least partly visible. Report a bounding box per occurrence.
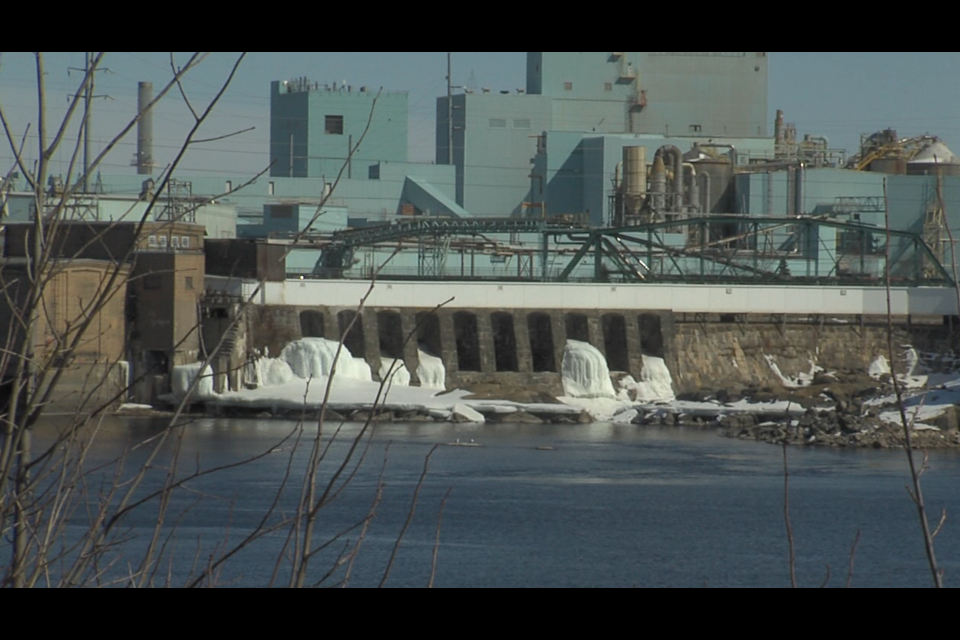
[136,81,154,175]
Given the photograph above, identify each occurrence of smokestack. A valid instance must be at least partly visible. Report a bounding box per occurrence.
[137,82,154,175]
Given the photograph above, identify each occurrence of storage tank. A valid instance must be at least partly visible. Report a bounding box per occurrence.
[690,158,734,213]
[622,146,647,198]
[621,145,647,219]
[908,140,960,177]
[866,157,907,175]
[649,154,666,211]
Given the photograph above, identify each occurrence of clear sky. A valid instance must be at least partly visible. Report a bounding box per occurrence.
[1,52,959,182]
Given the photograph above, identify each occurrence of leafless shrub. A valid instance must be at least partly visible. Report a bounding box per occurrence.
[1,53,446,588]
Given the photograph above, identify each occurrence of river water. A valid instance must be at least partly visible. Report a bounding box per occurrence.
[33,416,960,587]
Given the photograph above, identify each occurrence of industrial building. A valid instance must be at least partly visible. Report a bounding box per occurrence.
[0,215,209,404]
[437,52,772,220]
[59,52,960,280]
[269,78,409,180]
[78,51,960,286]
[5,52,960,406]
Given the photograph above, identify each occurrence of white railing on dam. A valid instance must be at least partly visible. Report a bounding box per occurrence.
[205,278,960,316]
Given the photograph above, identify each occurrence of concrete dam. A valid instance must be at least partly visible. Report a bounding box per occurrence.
[205,279,959,397]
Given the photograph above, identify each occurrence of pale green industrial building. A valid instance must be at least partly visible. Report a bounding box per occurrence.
[9,51,960,282]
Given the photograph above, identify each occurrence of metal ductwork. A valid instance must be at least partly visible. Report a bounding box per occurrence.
[654,145,683,211]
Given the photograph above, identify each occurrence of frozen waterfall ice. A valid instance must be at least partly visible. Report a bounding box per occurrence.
[279,337,372,382]
[561,340,616,399]
[416,347,446,389]
[172,362,216,399]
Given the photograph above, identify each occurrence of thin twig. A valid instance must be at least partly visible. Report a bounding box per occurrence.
[428,488,453,589]
[819,565,831,589]
[341,446,390,588]
[845,529,860,589]
[379,444,439,588]
[782,441,797,589]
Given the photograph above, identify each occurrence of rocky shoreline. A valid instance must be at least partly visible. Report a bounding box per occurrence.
[632,406,960,449]
[630,369,960,449]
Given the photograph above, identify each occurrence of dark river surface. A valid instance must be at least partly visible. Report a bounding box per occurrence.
[32,416,960,587]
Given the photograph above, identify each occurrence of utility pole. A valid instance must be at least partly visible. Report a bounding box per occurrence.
[83,52,93,193]
[69,53,109,193]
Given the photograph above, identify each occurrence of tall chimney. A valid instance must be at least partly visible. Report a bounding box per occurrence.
[137,82,154,175]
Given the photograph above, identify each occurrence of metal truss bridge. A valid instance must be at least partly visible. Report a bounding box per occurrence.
[305,216,954,287]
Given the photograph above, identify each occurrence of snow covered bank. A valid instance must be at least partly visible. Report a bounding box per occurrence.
[163,336,960,448]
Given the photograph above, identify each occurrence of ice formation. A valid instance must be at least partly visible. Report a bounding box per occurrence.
[452,402,485,423]
[172,362,216,399]
[868,355,891,379]
[379,357,411,389]
[241,338,374,389]
[903,346,924,377]
[867,349,929,387]
[618,355,675,402]
[246,357,296,387]
[416,347,446,389]
[279,337,372,382]
[763,355,821,388]
[561,340,616,399]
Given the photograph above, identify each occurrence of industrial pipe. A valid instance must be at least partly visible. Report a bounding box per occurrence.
[683,162,698,212]
[698,172,711,215]
[650,154,667,210]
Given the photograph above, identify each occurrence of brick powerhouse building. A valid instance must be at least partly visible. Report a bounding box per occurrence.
[1,220,206,408]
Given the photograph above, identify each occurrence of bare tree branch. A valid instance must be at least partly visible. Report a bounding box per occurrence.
[883,177,943,588]
[193,127,255,145]
[380,444,439,588]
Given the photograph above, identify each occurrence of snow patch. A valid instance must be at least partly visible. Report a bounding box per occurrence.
[416,348,446,389]
[561,340,615,399]
[561,396,626,421]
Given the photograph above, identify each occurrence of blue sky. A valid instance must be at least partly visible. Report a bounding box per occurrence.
[1,52,958,180]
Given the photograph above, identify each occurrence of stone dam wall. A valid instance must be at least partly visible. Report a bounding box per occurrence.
[229,304,958,396]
